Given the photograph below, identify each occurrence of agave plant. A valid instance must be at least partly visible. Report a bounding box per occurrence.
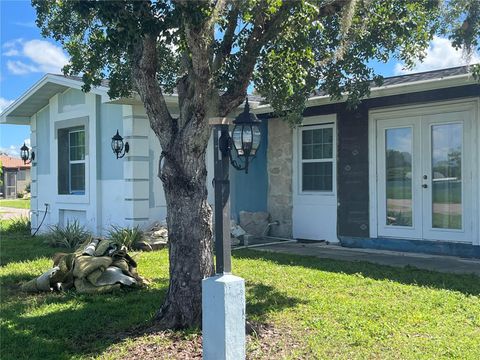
[107,225,144,250]
[47,220,91,249]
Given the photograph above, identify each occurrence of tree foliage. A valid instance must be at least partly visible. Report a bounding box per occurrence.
[33,0,449,124]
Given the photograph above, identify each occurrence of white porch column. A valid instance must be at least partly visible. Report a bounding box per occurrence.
[122,106,150,228]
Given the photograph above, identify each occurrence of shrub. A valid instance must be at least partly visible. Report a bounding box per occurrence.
[16,192,24,199]
[25,183,31,193]
[108,225,144,250]
[1,216,31,234]
[47,220,91,249]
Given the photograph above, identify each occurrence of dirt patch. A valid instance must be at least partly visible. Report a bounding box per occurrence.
[101,322,301,360]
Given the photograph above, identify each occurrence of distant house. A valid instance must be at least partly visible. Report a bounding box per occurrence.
[0,65,479,258]
[0,155,31,198]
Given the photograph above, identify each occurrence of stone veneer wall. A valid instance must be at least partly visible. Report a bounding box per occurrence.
[267,118,293,238]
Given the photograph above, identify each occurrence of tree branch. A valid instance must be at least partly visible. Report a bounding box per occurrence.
[132,33,174,146]
[212,1,240,73]
[218,4,292,115]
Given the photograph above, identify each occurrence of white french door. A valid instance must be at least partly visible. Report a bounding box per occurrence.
[376,110,473,243]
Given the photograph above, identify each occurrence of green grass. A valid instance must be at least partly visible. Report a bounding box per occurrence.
[0,199,30,209]
[1,222,479,359]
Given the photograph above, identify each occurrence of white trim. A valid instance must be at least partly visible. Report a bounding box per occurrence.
[0,74,108,123]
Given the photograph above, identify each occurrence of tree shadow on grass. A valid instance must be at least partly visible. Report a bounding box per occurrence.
[234,249,480,296]
[246,282,307,322]
[0,234,58,266]
[0,273,306,359]
[0,286,169,360]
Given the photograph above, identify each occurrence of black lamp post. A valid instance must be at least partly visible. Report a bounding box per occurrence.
[20,142,35,164]
[111,130,129,159]
[212,98,261,273]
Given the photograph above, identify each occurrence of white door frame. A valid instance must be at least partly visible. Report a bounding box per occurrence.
[369,99,479,245]
[292,114,338,242]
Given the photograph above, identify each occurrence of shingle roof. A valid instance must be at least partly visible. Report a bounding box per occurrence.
[51,65,476,103]
[311,65,474,97]
[0,155,31,169]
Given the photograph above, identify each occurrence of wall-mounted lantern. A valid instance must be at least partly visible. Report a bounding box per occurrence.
[221,98,261,174]
[111,130,129,159]
[20,142,35,164]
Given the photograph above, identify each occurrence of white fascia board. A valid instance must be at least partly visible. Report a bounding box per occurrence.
[252,73,476,115]
[0,74,110,124]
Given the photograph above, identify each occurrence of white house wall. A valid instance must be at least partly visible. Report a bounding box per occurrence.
[31,89,99,234]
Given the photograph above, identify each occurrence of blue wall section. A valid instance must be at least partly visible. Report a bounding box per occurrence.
[230,120,268,220]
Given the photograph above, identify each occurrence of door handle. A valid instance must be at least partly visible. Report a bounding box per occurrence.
[422,184,428,189]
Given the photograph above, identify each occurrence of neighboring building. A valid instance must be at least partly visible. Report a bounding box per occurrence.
[0,155,31,199]
[1,65,479,258]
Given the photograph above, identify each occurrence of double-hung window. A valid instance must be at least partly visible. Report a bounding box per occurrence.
[58,127,86,195]
[300,124,334,192]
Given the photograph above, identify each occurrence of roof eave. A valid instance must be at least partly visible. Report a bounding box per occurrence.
[253,73,477,115]
[0,74,110,125]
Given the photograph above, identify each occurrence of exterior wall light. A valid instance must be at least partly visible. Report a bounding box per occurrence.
[111,130,129,159]
[222,98,261,174]
[20,142,35,164]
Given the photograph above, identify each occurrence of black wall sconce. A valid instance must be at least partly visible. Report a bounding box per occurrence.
[111,130,129,159]
[20,142,35,164]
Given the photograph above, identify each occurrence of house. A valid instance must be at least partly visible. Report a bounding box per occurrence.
[248,65,480,258]
[0,155,31,198]
[1,65,479,258]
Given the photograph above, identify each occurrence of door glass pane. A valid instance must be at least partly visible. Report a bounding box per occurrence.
[385,128,413,226]
[431,124,462,229]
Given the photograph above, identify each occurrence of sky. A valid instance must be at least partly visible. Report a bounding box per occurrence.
[1,0,479,158]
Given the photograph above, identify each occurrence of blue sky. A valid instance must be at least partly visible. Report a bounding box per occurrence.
[1,0,478,158]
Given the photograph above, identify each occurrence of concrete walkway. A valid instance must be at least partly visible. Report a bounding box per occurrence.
[0,207,30,220]
[251,241,480,276]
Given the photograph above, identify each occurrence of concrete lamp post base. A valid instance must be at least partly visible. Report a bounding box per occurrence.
[202,274,246,360]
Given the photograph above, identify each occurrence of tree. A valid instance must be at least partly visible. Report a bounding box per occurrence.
[32,0,474,329]
[440,0,480,78]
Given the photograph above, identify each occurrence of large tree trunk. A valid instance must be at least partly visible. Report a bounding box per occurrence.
[154,133,215,329]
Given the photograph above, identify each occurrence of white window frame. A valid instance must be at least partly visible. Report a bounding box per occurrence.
[298,122,336,195]
[68,128,86,195]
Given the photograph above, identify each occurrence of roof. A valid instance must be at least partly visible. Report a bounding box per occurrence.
[255,65,478,112]
[0,155,31,169]
[1,65,477,123]
[311,65,474,97]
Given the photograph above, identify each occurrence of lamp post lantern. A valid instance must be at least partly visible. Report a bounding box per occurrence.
[203,98,261,360]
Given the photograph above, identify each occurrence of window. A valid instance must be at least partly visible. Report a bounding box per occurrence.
[300,125,334,192]
[17,169,26,181]
[58,127,86,194]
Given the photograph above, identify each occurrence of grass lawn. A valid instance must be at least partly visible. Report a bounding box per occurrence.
[1,223,479,359]
[0,199,30,209]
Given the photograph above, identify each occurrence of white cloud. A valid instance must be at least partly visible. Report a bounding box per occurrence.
[394,36,480,75]
[2,38,69,75]
[3,49,19,56]
[0,97,14,112]
[7,60,39,75]
[0,145,20,157]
